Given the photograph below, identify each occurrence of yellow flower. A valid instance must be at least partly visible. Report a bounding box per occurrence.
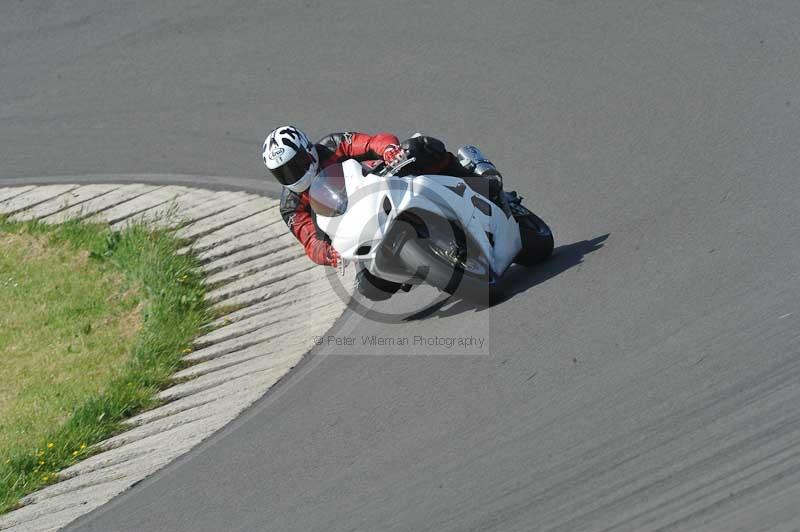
[72,451,79,457]
[42,475,49,481]
[47,443,54,449]
[80,443,86,449]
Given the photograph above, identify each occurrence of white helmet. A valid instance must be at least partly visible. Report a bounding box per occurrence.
[262,126,319,192]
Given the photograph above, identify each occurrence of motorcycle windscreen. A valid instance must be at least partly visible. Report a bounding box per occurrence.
[309,163,348,217]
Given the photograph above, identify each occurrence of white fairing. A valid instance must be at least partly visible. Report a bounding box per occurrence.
[314,159,522,284]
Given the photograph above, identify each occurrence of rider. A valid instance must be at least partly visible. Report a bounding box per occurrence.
[261,125,502,300]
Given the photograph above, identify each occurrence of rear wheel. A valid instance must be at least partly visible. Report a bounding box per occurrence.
[514,213,554,266]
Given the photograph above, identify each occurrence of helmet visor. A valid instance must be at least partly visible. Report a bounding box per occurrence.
[270,151,313,186]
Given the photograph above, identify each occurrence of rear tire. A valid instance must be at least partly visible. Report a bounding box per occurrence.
[514,213,554,266]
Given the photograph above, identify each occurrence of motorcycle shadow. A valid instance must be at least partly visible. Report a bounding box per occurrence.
[403,233,609,321]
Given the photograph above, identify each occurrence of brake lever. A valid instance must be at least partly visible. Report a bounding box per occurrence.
[385,156,417,177]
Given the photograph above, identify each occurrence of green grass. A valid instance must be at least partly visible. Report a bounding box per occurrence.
[0,216,209,513]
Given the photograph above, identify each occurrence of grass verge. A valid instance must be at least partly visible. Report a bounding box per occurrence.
[0,216,209,514]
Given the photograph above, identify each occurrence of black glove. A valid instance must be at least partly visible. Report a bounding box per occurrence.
[400,135,447,168]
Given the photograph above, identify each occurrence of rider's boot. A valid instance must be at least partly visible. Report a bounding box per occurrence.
[456,145,504,207]
[504,190,533,218]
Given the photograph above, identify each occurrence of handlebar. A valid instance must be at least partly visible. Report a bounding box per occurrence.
[374,155,417,178]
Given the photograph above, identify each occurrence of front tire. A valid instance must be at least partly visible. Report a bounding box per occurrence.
[396,224,493,303]
[356,268,402,301]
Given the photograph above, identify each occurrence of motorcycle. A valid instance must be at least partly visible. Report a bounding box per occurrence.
[309,149,553,302]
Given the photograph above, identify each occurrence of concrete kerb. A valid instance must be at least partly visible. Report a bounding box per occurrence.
[0,182,353,532]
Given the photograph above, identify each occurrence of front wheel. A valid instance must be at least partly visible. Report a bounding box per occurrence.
[514,213,554,266]
[395,220,493,303]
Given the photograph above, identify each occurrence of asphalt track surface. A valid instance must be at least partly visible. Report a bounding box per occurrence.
[3,1,800,531]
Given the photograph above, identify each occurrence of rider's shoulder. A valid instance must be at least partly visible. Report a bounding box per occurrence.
[316,131,357,151]
[279,186,307,210]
